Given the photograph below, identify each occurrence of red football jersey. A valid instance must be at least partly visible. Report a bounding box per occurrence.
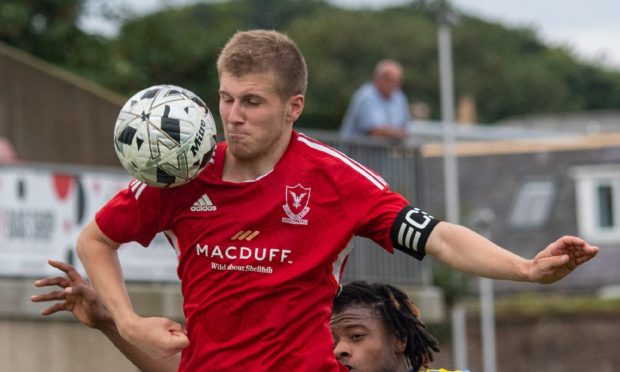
[96,131,415,371]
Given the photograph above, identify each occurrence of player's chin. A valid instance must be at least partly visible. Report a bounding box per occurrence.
[227,143,258,160]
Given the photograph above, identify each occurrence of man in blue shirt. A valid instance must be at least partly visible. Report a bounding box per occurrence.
[340,59,411,139]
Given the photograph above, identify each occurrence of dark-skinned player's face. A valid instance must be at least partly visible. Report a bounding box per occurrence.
[331,306,407,372]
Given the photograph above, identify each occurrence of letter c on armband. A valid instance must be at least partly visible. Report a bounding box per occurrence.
[390,205,440,260]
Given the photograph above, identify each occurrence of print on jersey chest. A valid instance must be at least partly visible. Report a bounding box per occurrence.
[282,183,311,225]
[188,182,313,277]
[190,192,217,212]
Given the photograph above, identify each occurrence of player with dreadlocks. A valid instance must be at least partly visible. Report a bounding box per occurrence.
[332,281,467,372]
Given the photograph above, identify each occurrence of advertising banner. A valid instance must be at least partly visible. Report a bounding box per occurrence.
[0,165,179,282]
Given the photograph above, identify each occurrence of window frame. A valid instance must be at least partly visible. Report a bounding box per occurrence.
[571,164,620,243]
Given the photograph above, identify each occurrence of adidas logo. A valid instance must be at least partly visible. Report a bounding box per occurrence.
[190,193,217,212]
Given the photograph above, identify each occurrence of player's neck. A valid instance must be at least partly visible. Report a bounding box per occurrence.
[222,157,272,182]
[221,143,287,183]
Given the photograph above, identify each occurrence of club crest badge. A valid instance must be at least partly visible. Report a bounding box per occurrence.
[282,183,311,225]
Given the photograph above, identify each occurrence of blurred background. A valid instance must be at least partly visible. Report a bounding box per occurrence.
[1,0,620,371]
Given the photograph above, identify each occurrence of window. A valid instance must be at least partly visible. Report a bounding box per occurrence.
[597,184,614,228]
[571,165,620,243]
[509,179,555,229]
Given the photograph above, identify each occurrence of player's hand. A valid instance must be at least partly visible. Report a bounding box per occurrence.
[31,259,112,329]
[117,315,189,359]
[527,235,599,284]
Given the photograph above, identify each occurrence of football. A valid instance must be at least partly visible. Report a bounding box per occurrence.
[113,84,217,187]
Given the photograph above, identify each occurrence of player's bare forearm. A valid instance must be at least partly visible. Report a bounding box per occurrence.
[76,221,137,325]
[118,316,190,359]
[426,222,530,282]
[425,223,599,284]
[34,257,182,369]
[77,221,190,359]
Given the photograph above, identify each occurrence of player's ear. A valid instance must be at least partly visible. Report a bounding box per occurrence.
[286,94,304,123]
[394,337,406,354]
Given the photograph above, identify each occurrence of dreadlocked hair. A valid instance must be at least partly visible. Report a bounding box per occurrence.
[333,281,440,371]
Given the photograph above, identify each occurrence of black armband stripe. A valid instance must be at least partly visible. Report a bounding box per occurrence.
[390,205,440,260]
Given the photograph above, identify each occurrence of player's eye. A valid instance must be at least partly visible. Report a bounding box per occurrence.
[351,333,365,342]
[219,94,234,103]
[245,98,261,106]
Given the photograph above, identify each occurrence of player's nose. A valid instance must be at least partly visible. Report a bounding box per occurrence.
[334,341,351,360]
[225,100,244,124]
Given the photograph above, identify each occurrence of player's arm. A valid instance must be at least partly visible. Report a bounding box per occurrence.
[99,321,181,372]
[388,205,598,283]
[31,259,179,372]
[424,221,599,284]
[76,221,189,359]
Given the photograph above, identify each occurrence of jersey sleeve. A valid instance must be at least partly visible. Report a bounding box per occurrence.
[352,184,408,253]
[335,159,403,249]
[336,159,438,261]
[95,180,166,247]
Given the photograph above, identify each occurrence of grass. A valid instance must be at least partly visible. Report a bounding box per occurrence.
[466,291,620,316]
[425,291,620,343]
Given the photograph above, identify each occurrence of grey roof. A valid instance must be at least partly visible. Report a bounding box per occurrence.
[406,120,580,143]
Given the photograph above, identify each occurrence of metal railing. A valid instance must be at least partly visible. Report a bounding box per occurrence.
[303,129,431,286]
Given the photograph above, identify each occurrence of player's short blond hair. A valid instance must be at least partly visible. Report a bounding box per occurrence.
[216,30,308,100]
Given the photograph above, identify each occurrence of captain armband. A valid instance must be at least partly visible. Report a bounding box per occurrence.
[390,205,440,260]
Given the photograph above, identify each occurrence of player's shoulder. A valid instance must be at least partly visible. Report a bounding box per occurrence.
[293,132,387,191]
[293,132,341,163]
[119,179,172,208]
[125,174,203,202]
[293,132,359,171]
[124,179,153,201]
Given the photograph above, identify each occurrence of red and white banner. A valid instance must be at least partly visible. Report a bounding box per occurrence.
[0,165,179,282]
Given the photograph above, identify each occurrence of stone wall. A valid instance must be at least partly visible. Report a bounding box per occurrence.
[431,310,620,372]
[3,278,183,372]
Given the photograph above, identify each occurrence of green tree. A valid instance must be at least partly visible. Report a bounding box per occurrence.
[10,0,620,128]
[106,0,332,121]
[288,5,442,129]
[0,0,112,82]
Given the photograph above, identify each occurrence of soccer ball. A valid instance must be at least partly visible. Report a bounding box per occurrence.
[113,84,217,187]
